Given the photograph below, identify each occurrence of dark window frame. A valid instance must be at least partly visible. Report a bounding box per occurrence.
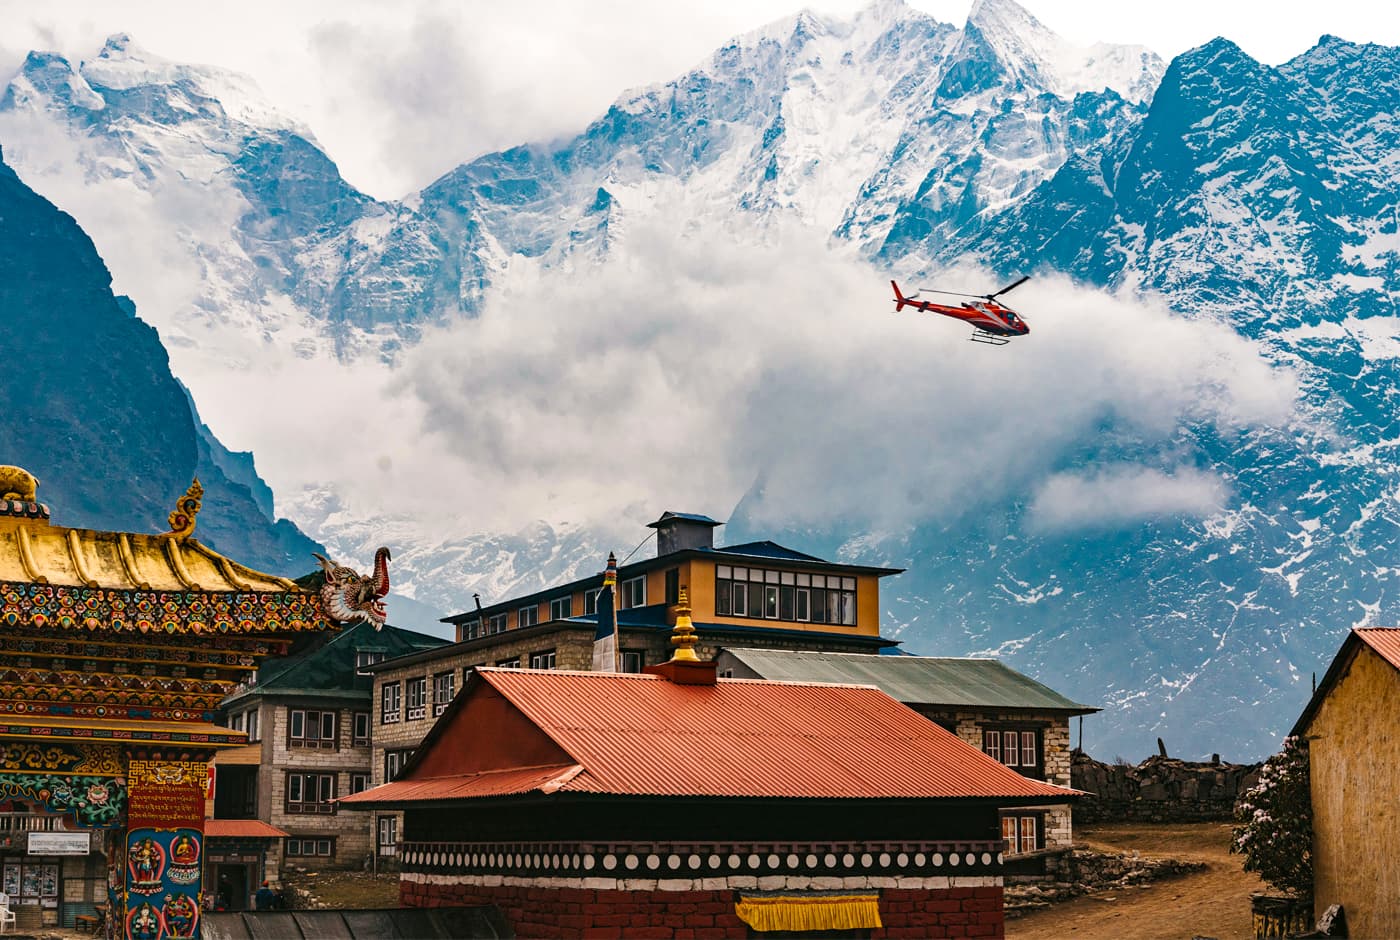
[714,566,857,627]
[981,726,1046,778]
[284,771,337,815]
[352,711,371,747]
[288,708,338,750]
[285,837,336,858]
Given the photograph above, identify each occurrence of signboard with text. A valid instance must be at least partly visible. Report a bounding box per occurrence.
[27,831,89,856]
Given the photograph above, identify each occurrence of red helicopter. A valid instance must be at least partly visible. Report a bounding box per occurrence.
[890,276,1031,345]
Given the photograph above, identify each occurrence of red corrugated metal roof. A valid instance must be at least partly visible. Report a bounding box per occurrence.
[1355,628,1400,670]
[339,764,583,805]
[467,669,1072,801]
[203,819,288,839]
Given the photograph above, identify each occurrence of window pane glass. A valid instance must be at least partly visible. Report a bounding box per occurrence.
[983,731,1000,762]
[1023,731,1037,765]
[1002,816,1017,849]
[717,565,731,579]
[841,592,856,625]
[1020,818,1037,853]
[779,585,794,620]
[764,585,779,618]
[780,571,794,585]
[796,573,809,587]
[811,589,826,623]
[843,577,856,590]
[288,776,302,802]
[765,570,779,584]
[715,580,731,615]
[812,575,825,589]
[732,583,747,617]
[732,567,746,580]
[290,711,304,738]
[796,589,809,621]
[322,712,335,740]
[1004,732,1020,766]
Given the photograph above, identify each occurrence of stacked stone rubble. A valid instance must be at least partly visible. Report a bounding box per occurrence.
[1070,750,1261,823]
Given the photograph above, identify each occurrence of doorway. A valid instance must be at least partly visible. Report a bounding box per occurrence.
[212,863,251,912]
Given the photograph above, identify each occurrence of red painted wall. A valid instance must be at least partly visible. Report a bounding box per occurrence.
[411,684,574,777]
[402,881,1005,939]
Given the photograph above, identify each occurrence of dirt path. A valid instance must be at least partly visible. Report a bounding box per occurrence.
[1007,822,1265,940]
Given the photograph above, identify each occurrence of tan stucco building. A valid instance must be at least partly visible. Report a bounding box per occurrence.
[1292,627,1400,939]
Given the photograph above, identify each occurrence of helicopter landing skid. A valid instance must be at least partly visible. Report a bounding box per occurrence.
[970,330,1010,346]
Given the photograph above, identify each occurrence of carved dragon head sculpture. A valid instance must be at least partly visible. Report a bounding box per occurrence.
[312,546,391,629]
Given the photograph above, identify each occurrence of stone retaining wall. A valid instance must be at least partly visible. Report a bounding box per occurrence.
[1070,750,1260,823]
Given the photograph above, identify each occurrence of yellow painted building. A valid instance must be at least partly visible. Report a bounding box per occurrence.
[1292,628,1400,939]
[447,512,898,652]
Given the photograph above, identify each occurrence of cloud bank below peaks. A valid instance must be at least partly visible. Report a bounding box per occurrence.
[395,216,1300,538]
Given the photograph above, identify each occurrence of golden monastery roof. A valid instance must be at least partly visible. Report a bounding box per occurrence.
[0,500,297,592]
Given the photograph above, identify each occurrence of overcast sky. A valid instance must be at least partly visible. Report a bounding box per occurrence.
[0,0,1394,200]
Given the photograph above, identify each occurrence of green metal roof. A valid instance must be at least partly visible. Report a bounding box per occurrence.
[721,648,1098,714]
[223,620,449,706]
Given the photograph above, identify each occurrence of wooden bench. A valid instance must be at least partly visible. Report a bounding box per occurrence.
[74,912,101,935]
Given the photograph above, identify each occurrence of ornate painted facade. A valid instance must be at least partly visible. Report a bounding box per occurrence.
[0,466,377,936]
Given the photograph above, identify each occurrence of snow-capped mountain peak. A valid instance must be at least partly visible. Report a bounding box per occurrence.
[77,33,316,141]
[961,0,1162,102]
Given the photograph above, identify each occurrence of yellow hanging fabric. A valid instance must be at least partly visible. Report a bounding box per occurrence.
[734,893,883,932]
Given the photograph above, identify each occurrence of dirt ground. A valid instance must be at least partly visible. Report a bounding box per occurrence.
[1008,822,1265,940]
[279,867,402,909]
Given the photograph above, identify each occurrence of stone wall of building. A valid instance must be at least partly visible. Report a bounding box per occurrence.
[402,876,1005,939]
[1070,751,1261,823]
[265,701,374,869]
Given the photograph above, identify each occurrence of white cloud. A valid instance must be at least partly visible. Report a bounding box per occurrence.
[391,211,1298,536]
[1026,465,1230,532]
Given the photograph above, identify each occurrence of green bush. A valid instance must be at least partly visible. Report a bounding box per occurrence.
[1231,736,1312,899]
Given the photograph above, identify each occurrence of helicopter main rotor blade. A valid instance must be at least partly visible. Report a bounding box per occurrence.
[916,287,986,299]
[986,275,1031,299]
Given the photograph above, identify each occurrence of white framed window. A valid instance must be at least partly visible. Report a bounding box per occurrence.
[487,613,508,634]
[983,729,1041,771]
[1004,731,1020,766]
[529,650,556,670]
[381,682,401,723]
[406,677,428,720]
[1001,814,1041,855]
[433,671,455,716]
[377,815,398,857]
[497,657,521,668]
[356,650,385,675]
[385,749,413,781]
[518,605,539,628]
[584,589,601,615]
[550,596,572,621]
[983,730,1001,763]
[353,711,371,746]
[621,576,646,609]
[460,619,481,640]
[349,773,370,794]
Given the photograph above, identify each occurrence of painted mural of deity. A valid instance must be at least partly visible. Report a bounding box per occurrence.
[163,891,199,937]
[127,837,166,894]
[126,901,161,940]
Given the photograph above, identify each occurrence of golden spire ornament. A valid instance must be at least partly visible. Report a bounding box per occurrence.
[166,478,204,539]
[670,586,700,662]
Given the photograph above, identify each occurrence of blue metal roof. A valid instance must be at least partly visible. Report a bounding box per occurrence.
[712,540,828,563]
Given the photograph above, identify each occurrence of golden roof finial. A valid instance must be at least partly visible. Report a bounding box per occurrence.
[166,478,204,540]
[670,585,700,662]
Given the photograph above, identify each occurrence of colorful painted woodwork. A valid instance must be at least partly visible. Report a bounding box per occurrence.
[0,467,377,937]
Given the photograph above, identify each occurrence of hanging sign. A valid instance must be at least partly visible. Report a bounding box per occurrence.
[27,831,89,856]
